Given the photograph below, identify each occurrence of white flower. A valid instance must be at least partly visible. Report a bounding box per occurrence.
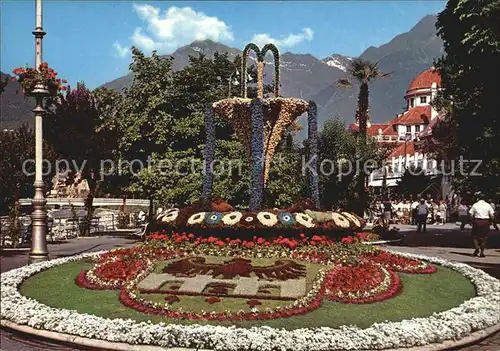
[295,213,315,228]
[186,212,206,225]
[341,212,361,228]
[256,212,278,226]
[221,212,242,226]
[161,209,179,223]
[331,212,350,228]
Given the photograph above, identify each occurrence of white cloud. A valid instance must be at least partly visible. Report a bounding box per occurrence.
[112,41,129,58]
[251,28,314,49]
[128,4,234,53]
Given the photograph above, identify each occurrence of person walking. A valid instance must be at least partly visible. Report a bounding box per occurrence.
[488,198,499,230]
[383,200,392,227]
[458,200,469,231]
[415,199,428,233]
[411,199,419,225]
[469,192,497,257]
[438,200,447,225]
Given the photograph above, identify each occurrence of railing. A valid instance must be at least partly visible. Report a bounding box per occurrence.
[19,198,150,207]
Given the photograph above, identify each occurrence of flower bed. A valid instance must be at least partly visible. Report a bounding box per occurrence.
[69,234,434,320]
[152,198,366,239]
[2,248,499,350]
[325,263,401,304]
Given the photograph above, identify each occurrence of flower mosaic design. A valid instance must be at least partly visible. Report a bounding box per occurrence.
[295,213,315,228]
[257,211,278,226]
[69,233,443,321]
[154,198,366,231]
[205,212,223,225]
[2,240,499,351]
[221,211,242,226]
[187,212,206,225]
[278,212,296,225]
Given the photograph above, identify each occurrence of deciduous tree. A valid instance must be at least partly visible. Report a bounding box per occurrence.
[434,0,500,196]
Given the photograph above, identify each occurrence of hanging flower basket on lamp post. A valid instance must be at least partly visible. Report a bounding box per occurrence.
[12,62,67,96]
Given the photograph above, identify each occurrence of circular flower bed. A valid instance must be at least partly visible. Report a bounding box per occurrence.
[2,233,500,350]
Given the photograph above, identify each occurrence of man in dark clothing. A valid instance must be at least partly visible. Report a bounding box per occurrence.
[415,199,428,233]
[382,200,392,227]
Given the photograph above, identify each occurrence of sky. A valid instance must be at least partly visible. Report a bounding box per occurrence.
[1,1,446,89]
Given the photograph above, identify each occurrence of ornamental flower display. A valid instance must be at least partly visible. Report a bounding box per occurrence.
[70,235,439,321]
[205,212,223,225]
[307,100,320,208]
[278,211,296,225]
[2,238,500,351]
[256,211,278,226]
[249,98,265,211]
[12,62,67,96]
[202,107,215,203]
[151,201,366,234]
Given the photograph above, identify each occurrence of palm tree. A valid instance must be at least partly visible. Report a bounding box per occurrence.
[337,59,391,216]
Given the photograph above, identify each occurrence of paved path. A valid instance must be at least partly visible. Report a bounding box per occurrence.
[1,227,499,351]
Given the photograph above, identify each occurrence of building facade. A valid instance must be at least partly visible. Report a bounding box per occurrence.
[349,68,445,192]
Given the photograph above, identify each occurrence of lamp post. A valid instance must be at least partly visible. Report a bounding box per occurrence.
[29,0,49,264]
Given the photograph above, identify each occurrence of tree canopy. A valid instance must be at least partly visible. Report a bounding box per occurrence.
[434,0,500,196]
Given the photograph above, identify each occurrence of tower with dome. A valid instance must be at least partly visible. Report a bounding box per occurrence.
[349,67,449,197]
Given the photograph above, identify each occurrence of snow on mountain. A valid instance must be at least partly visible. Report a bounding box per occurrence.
[322,54,353,72]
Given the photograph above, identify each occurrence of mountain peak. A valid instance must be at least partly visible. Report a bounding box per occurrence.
[3,13,443,135]
[321,54,352,72]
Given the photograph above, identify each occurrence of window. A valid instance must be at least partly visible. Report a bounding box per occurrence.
[420,96,427,104]
[383,136,390,141]
[415,125,421,133]
[406,125,412,133]
[410,98,415,107]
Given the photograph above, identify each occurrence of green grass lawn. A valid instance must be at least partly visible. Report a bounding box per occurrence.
[19,259,476,330]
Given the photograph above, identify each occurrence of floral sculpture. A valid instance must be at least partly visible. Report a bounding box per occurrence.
[200,42,320,214]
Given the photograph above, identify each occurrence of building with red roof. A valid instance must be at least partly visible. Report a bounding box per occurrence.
[355,67,443,189]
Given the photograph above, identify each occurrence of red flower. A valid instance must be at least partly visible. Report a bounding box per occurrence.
[214,240,225,247]
[341,236,354,244]
[62,79,67,83]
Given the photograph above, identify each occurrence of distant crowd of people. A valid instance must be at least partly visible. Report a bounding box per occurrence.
[368,198,453,226]
[368,196,499,228]
[368,193,499,257]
